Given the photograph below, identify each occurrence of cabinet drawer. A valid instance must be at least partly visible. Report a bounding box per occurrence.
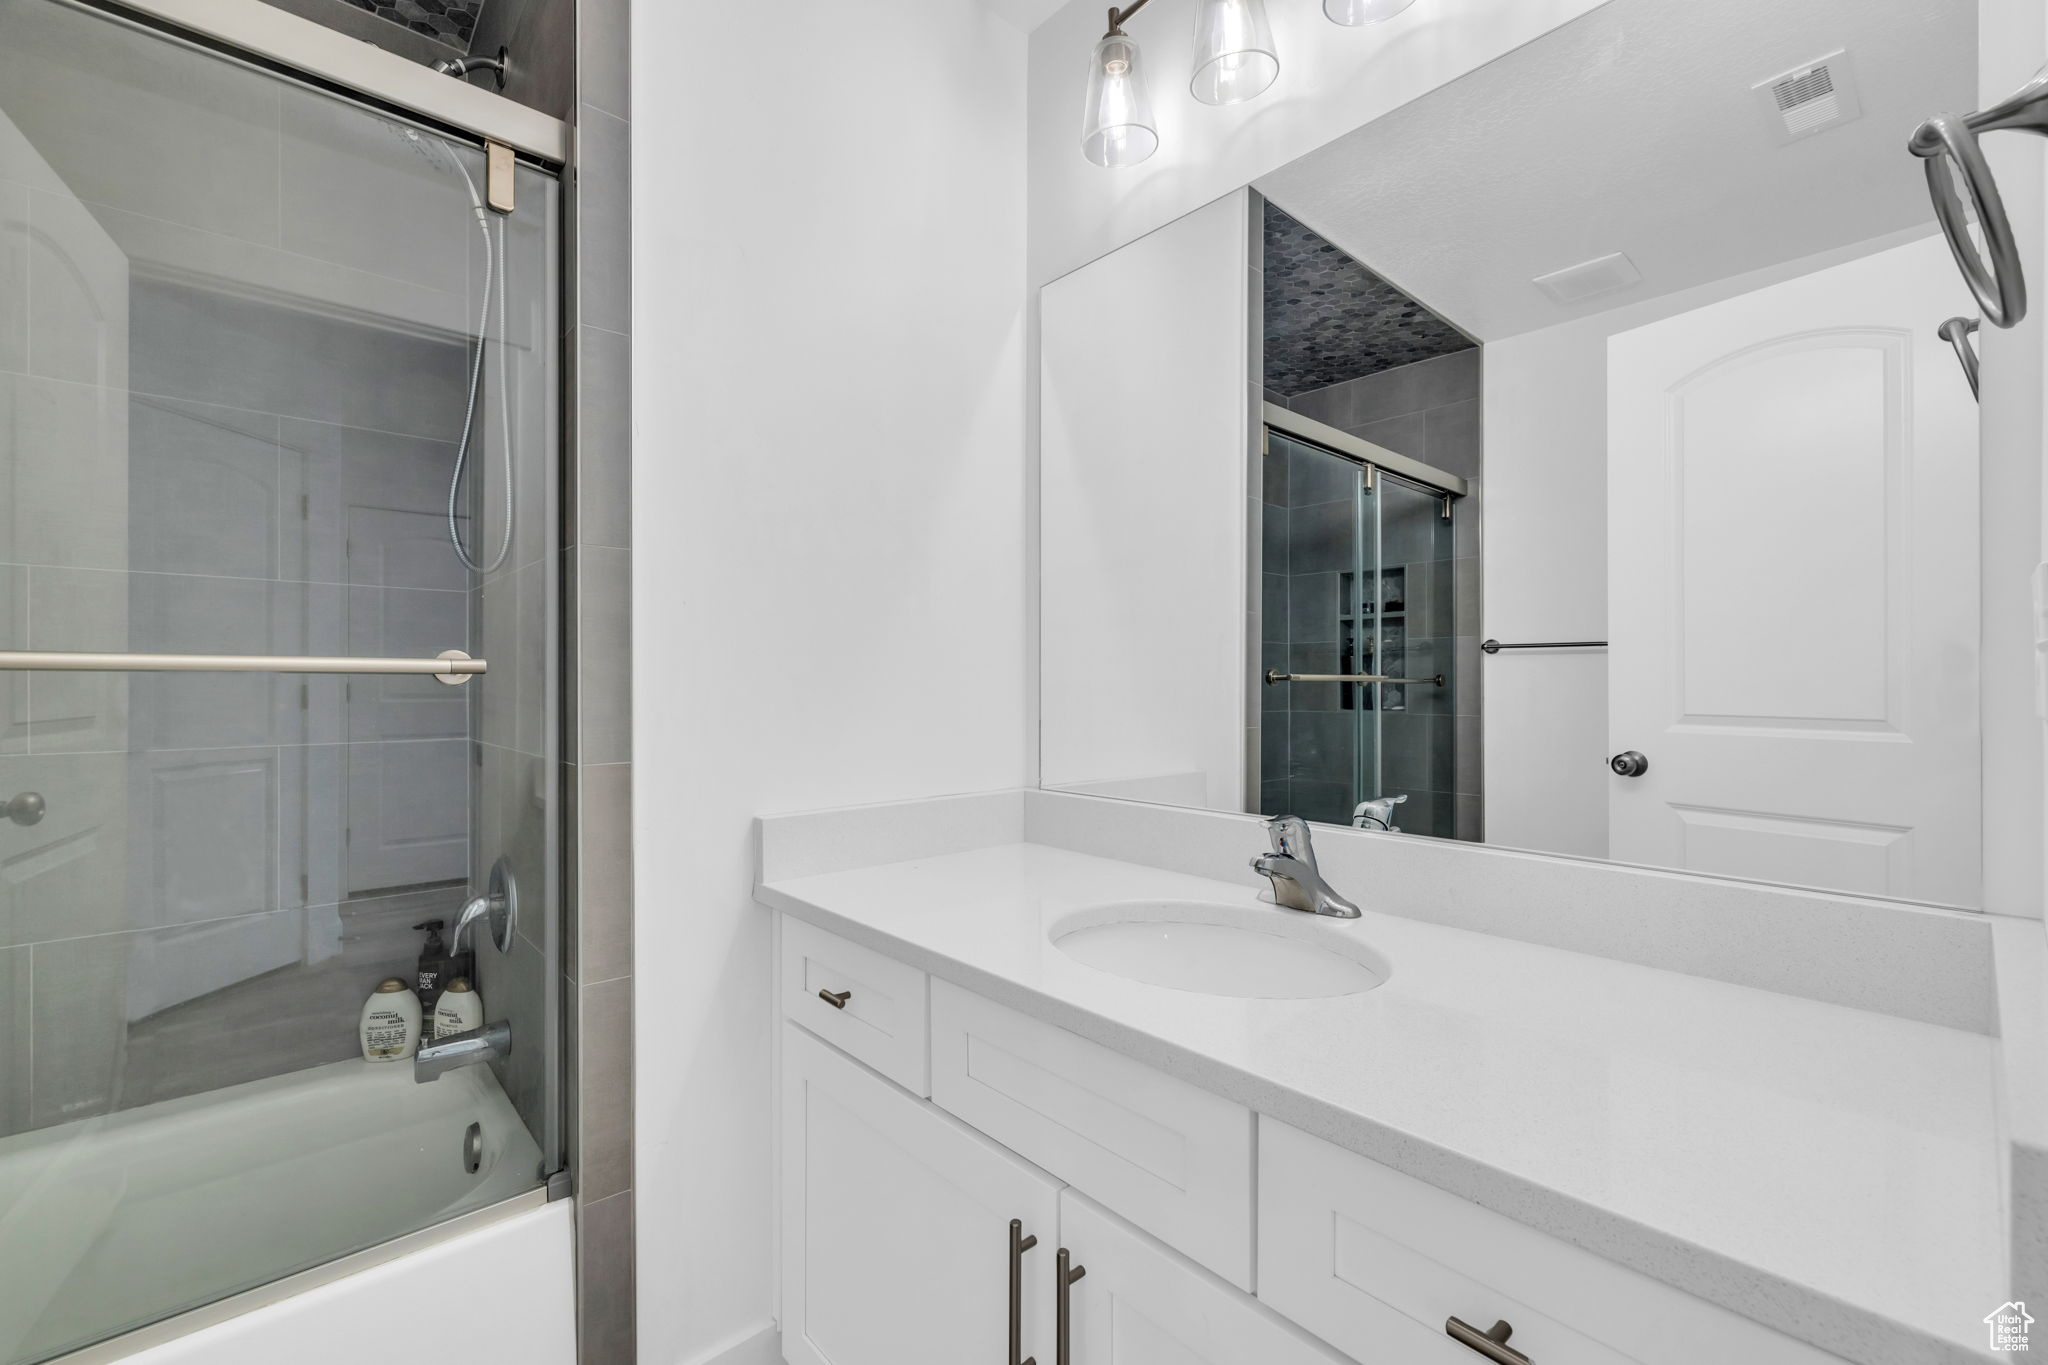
[930,980,1255,1289]
[1258,1120,1848,1365]
[1060,1190,1348,1365]
[780,917,930,1094]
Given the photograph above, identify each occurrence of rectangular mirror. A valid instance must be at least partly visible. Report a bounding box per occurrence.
[1039,0,1991,908]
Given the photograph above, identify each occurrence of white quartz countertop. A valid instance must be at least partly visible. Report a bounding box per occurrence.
[758,842,2006,1365]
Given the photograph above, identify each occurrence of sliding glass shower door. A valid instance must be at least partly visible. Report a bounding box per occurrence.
[0,1,562,1358]
[1259,431,1470,837]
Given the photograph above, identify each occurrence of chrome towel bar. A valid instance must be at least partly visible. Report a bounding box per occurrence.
[0,649,485,684]
[1480,640,1606,653]
[1265,668,1444,687]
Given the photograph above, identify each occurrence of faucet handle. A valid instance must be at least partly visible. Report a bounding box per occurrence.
[1264,815,1316,867]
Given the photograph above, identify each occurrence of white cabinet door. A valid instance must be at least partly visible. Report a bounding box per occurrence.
[782,1023,1062,1365]
[1058,1190,1350,1365]
[1607,234,1981,905]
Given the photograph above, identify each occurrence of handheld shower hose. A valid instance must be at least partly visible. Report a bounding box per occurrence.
[425,131,515,575]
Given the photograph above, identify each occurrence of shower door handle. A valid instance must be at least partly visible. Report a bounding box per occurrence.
[0,649,485,684]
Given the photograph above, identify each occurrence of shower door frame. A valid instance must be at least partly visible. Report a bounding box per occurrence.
[1259,405,1468,827]
[3,2,584,1359]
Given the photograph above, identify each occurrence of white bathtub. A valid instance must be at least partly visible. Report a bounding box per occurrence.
[0,1059,544,1365]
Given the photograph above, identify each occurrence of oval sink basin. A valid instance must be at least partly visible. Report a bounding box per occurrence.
[1052,902,1387,999]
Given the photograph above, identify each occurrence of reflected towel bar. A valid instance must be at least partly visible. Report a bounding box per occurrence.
[1265,669,1444,687]
[0,649,485,684]
[1480,640,1606,653]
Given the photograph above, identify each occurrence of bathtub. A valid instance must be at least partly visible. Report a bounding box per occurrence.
[0,1058,544,1365]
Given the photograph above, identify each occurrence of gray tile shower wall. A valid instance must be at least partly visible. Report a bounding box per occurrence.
[566,0,636,1358]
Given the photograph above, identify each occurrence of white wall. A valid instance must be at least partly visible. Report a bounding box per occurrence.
[1025,0,1611,287]
[1481,227,1942,864]
[630,3,1030,1361]
[1039,191,1250,811]
[1976,0,2048,920]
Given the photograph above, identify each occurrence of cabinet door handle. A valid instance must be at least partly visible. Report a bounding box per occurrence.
[1055,1248,1086,1365]
[1010,1219,1039,1365]
[817,988,851,1009]
[1446,1317,1531,1365]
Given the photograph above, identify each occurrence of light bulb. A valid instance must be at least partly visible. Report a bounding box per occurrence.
[1190,0,1279,106]
[1081,32,1158,168]
[1323,0,1418,25]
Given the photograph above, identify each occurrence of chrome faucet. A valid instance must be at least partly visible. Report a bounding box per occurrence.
[1250,816,1361,919]
[415,1020,512,1083]
[1353,795,1408,831]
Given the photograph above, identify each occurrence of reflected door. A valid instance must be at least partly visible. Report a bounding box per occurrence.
[1607,234,1980,904]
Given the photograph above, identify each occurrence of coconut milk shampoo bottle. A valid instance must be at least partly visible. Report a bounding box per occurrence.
[360,978,423,1060]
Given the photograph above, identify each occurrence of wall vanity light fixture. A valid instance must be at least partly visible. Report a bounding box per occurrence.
[1322,0,1416,25]
[1082,0,1427,165]
[1190,0,1279,105]
[1082,19,1160,167]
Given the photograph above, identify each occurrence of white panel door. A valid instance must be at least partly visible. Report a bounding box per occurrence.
[1058,1190,1349,1365]
[781,1023,1062,1365]
[1608,235,1980,905]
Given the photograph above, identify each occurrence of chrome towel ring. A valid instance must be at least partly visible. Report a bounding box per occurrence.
[1909,65,2048,329]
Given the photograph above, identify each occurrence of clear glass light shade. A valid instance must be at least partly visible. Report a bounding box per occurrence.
[1081,33,1159,168]
[1323,0,1417,24]
[1190,0,1279,106]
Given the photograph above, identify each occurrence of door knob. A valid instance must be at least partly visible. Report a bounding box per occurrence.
[4,792,44,826]
[1608,751,1649,778]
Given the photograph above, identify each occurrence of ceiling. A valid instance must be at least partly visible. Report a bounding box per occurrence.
[1262,201,1473,396]
[1254,0,1975,341]
[985,0,1068,34]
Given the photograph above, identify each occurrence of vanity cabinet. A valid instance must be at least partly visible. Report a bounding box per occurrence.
[929,980,1256,1289]
[1058,1190,1351,1365]
[780,1023,1059,1365]
[776,916,1856,1365]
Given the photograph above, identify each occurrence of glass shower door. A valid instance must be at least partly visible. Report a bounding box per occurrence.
[0,1,562,1359]
[1372,472,1464,838]
[1259,431,1376,826]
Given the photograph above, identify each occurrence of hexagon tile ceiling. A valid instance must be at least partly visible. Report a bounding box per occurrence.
[1262,199,1474,398]
[337,0,483,49]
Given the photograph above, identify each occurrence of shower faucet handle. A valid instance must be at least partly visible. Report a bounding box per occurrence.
[450,856,520,955]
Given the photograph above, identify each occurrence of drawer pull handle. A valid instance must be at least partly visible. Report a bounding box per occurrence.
[1010,1219,1040,1365]
[817,988,851,1009]
[1446,1318,1530,1365]
[1055,1249,1086,1365]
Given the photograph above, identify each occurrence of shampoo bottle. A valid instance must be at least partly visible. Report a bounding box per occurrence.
[434,976,484,1039]
[360,978,422,1061]
[414,919,454,1020]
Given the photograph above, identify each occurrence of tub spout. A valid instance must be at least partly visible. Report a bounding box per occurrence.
[414,1020,511,1083]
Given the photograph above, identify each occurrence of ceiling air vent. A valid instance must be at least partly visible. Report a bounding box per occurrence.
[1753,50,1863,145]
[1532,252,1643,306]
